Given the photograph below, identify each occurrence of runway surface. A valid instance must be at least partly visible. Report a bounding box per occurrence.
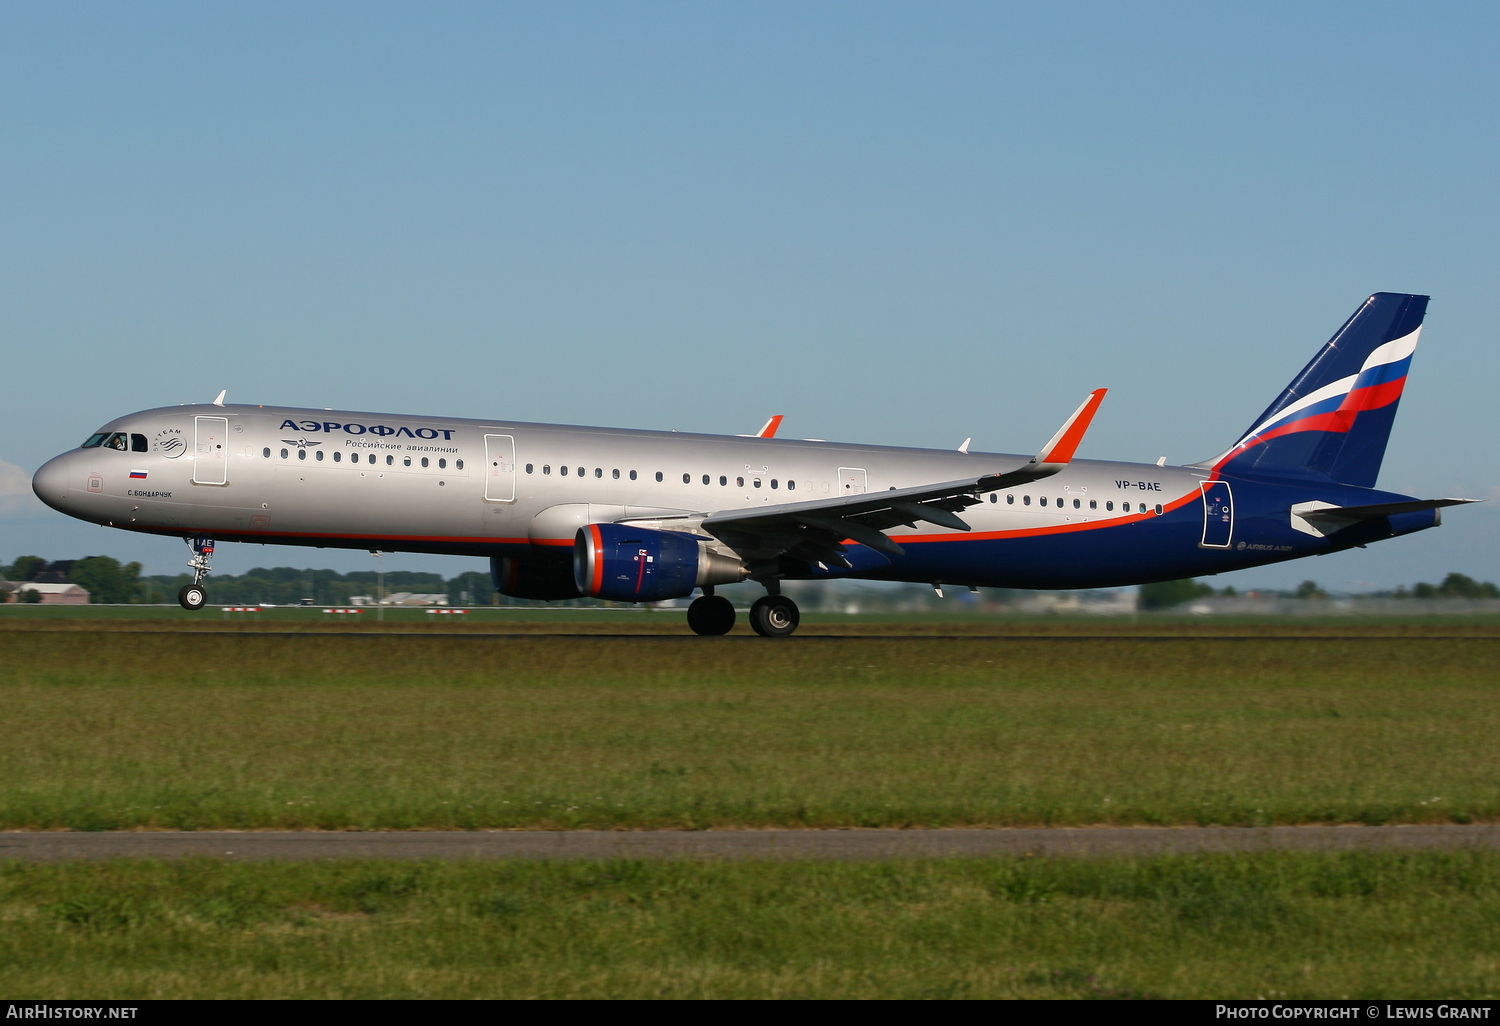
[2,825,1497,861]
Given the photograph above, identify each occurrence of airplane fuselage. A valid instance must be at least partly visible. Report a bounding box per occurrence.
[32,402,1432,591]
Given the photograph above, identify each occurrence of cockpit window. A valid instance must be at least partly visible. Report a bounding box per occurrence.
[81,433,108,449]
[103,433,128,451]
[131,433,147,452]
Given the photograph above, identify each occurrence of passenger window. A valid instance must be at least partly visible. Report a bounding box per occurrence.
[281,448,289,459]
[1106,501,1113,511]
[298,449,306,461]
[612,469,620,480]
[788,480,795,491]
[405,457,412,467]
[655,472,663,482]
[543,465,551,475]
[1007,494,1014,504]
[683,473,690,484]
[1139,503,1147,514]
[81,433,108,449]
[438,458,445,469]
[1154,504,1163,515]
[422,457,430,468]
[1056,498,1063,507]
[1073,498,1080,509]
[753,479,761,489]
[702,474,710,485]
[131,434,148,452]
[737,477,744,487]
[1023,495,1030,506]
[333,451,341,463]
[577,467,584,477]
[456,459,463,470]
[771,479,778,489]
[1039,496,1047,507]
[316,450,324,461]
[719,475,727,486]
[1089,500,1097,510]
[629,470,637,480]
[595,468,602,478]
[561,465,569,476]
[263,447,271,458]
[526,463,533,473]
[989,494,996,503]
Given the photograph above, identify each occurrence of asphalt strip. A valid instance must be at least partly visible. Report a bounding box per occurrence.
[1,826,1497,861]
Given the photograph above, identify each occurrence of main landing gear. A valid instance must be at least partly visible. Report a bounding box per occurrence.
[748,594,800,638]
[686,593,736,636]
[178,536,214,611]
[685,585,802,637]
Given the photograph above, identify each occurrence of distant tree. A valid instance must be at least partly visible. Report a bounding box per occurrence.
[66,556,143,604]
[4,555,47,582]
[1139,579,1214,609]
[20,588,42,604]
[1294,580,1326,600]
[1413,573,1500,599]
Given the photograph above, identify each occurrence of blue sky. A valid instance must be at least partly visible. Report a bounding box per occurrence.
[3,2,1497,590]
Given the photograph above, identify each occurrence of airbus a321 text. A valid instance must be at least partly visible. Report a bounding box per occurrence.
[33,293,1474,636]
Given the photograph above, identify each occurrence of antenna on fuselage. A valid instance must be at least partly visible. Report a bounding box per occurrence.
[212,390,227,407]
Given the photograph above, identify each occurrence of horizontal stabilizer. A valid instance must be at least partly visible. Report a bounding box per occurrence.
[1297,498,1479,522]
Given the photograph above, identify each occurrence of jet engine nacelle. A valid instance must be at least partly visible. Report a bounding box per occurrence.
[490,555,583,601]
[573,524,746,602]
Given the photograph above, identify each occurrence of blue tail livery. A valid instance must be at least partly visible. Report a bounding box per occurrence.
[1208,292,1426,486]
[33,291,1479,634]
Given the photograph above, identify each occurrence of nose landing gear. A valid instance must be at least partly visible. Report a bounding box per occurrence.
[178,536,214,611]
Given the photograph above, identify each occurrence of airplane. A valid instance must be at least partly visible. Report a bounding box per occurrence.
[31,292,1475,637]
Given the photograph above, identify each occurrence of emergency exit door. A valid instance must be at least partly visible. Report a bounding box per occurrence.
[838,467,868,495]
[1200,480,1233,548]
[484,434,516,502]
[192,416,228,485]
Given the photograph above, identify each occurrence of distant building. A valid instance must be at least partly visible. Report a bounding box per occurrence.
[349,593,448,606]
[6,582,90,605]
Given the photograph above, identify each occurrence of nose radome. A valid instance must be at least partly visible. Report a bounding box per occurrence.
[31,455,72,512]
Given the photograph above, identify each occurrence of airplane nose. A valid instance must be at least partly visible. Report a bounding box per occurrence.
[31,455,72,512]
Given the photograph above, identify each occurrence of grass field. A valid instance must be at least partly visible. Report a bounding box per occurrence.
[2,621,1498,829]
[1,852,1497,998]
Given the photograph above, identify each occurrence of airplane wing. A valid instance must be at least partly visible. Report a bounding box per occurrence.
[694,390,1107,571]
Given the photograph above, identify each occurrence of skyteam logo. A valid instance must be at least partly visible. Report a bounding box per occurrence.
[281,438,322,449]
[154,428,186,458]
[279,419,456,440]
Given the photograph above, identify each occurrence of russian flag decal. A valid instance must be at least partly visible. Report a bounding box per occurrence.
[129,470,147,479]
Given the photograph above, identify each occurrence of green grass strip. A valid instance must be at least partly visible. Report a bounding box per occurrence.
[2,852,1497,998]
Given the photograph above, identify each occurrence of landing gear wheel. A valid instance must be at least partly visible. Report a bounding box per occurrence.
[749,595,800,638]
[178,584,207,611]
[687,595,736,636]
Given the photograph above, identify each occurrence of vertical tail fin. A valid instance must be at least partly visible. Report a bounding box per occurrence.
[1209,293,1428,487]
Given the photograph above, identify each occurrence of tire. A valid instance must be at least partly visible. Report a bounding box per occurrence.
[178,584,207,611]
[686,595,735,636]
[749,595,800,638]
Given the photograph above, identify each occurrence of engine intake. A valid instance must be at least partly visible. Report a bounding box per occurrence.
[574,524,746,602]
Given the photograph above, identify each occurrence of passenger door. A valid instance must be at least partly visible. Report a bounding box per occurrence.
[484,434,516,502]
[1199,480,1233,548]
[192,416,229,485]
